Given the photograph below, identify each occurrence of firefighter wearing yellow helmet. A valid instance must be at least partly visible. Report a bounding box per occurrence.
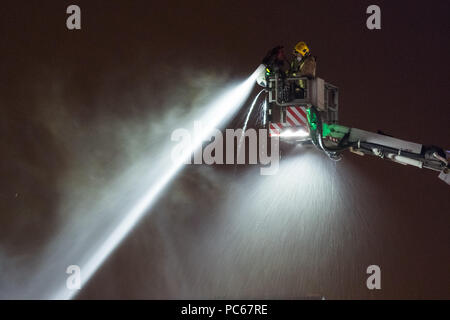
[294,41,310,57]
[290,41,317,79]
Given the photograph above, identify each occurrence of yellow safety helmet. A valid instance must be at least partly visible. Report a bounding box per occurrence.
[294,41,310,57]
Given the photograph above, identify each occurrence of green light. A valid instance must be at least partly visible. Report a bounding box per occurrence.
[306,108,317,131]
[322,123,331,137]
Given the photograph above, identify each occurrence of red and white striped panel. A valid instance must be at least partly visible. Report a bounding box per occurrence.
[269,122,284,137]
[269,106,308,137]
[285,106,308,128]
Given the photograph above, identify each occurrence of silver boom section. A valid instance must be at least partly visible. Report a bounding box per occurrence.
[348,128,423,154]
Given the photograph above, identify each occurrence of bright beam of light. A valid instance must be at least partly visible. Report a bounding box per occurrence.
[52,66,263,300]
[274,128,310,138]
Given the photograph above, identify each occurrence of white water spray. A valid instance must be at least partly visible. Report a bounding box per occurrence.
[45,66,264,300]
[236,89,265,159]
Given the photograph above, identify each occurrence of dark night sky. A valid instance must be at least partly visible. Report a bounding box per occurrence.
[0,1,449,299]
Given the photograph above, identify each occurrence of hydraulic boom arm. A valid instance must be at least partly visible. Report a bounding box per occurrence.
[306,106,450,185]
